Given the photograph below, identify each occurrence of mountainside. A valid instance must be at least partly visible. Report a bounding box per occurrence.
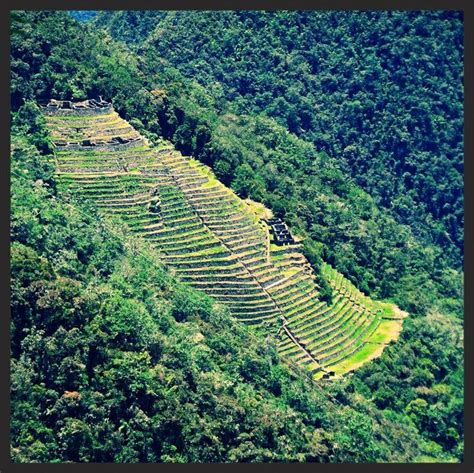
[10,103,429,463]
[10,11,464,462]
[97,10,463,266]
[43,99,405,378]
[89,11,464,326]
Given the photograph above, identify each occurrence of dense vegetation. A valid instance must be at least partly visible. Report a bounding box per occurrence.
[109,10,464,262]
[10,10,463,462]
[11,105,437,463]
[96,10,464,317]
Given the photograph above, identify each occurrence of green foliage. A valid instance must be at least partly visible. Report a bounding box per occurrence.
[302,239,333,304]
[10,10,463,463]
[90,10,463,318]
[111,10,463,266]
[11,105,449,464]
[349,314,463,458]
[231,163,266,200]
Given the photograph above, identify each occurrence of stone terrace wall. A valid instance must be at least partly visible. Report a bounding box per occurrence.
[54,136,147,152]
[43,103,113,116]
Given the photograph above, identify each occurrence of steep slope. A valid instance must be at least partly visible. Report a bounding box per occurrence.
[43,99,406,378]
[10,125,430,463]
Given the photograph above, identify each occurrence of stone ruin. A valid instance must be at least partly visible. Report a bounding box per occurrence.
[265,218,295,245]
[41,97,113,116]
[43,98,149,150]
[53,135,145,151]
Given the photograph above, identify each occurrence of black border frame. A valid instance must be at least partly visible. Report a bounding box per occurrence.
[2,1,472,472]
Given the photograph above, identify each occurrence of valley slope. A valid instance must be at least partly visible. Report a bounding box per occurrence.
[44,99,405,379]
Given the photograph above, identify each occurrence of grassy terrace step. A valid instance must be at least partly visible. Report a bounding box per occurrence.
[175,184,222,195]
[56,143,152,154]
[50,120,132,131]
[277,342,301,356]
[51,126,137,140]
[277,339,322,371]
[61,187,155,200]
[245,262,277,277]
[96,199,153,210]
[230,308,280,319]
[56,160,159,172]
[233,306,281,316]
[202,215,256,229]
[157,234,216,248]
[47,116,124,128]
[125,217,163,229]
[164,258,242,269]
[96,194,155,205]
[57,176,156,187]
[287,307,347,341]
[265,268,308,291]
[154,221,207,235]
[194,286,270,297]
[297,305,359,346]
[268,279,316,306]
[276,292,322,319]
[154,231,219,248]
[227,241,265,257]
[193,199,245,211]
[189,280,268,291]
[255,270,284,286]
[141,223,205,238]
[132,220,164,231]
[270,251,306,263]
[287,293,343,323]
[272,260,307,273]
[45,103,405,379]
[190,198,239,210]
[226,232,265,246]
[305,312,371,357]
[145,226,213,243]
[288,304,350,339]
[178,273,255,284]
[56,154,158,163]
[161,209,200,221]
[234,249,266,263]
[45,111,120,122]
[56,158,157,167]
[314,316,380,365]
[160,213,199,227]
[320,330,385,376]
[58,177,158,189]
[238,254,268,267]
[270,277,314,301]
[210,228,265,241]
[288,295,345,327]
[101,207,151,217]
[159,199,192,211]
[225,303,279,313]
[174,266,246,277]
[237,315,280,325]
[187,193,236,206]
[320,320,381,368]
[279,292,322,319]
[277,294,322,322]
[271,288,315,313]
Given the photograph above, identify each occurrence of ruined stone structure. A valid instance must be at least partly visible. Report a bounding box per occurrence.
[41,98,113,116]
[266,218,295,245]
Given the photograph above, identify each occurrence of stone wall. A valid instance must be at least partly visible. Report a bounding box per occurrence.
[43,103,113,117]
[54,136,147,152]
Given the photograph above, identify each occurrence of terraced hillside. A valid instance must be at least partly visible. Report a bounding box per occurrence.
[43,100,406,379]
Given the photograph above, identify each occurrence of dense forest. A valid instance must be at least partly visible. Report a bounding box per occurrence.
[10,10,463,462]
